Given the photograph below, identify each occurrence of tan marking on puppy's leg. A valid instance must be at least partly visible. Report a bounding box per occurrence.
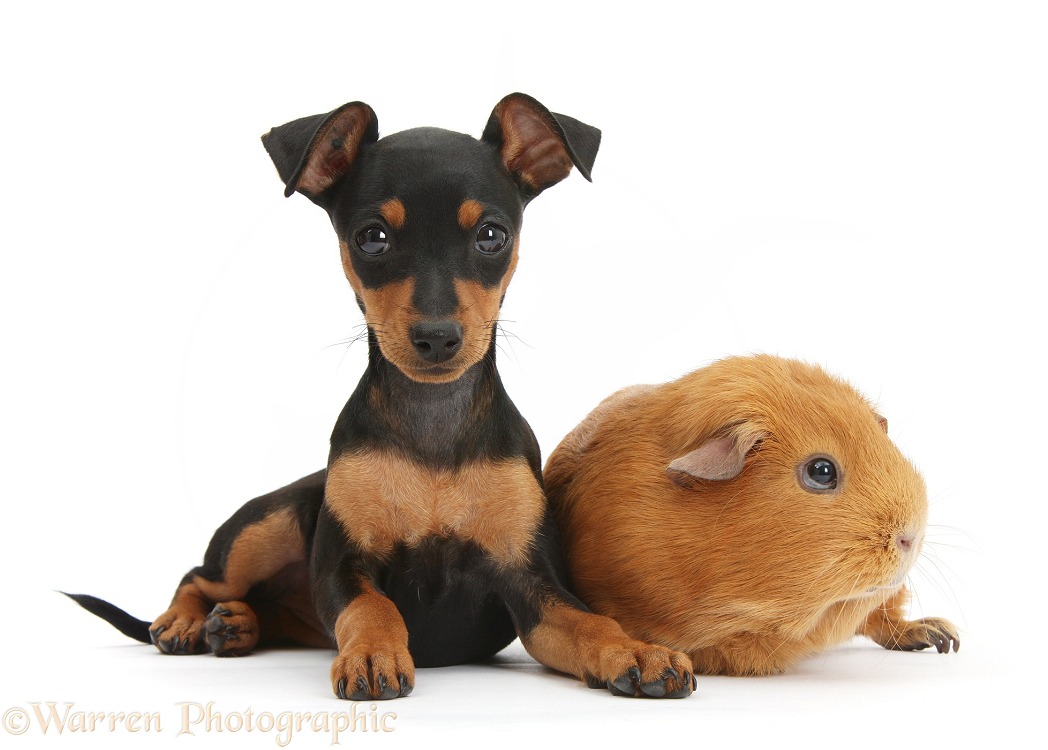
[380,198,406,229]
[457,199,484,229]
[192,508,305,603]
[330,581,414,700]
[150,584,211,654]
[521,600,695,697]
[152,508,306,655]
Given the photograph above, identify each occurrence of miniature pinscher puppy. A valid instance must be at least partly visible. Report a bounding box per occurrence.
[68,94,695,700]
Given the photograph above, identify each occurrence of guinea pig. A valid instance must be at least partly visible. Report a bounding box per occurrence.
[544,354,959,676]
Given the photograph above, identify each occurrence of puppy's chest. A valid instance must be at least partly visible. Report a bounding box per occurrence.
[325,450,544,567]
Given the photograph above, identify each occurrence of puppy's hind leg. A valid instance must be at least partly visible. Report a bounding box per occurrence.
[150,472,324,657]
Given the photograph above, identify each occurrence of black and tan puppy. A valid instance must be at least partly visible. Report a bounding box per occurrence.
[69,94,695,700]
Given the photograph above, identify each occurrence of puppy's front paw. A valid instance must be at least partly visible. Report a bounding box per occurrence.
[584,643,695,699]
[149,608,207,655]
[331,646,415,700]
[204,601,259,657]
[883,617,960,654]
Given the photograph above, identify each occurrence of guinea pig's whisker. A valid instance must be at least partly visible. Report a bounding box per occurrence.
[906,576,929,619]
[910,556,964,616]
[923,524,977,553]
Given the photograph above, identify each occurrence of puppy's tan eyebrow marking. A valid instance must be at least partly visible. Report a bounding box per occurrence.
[380,198,406,229]
[458,199,484,230]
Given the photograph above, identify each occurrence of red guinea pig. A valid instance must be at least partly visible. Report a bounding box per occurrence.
[545,355,959,676]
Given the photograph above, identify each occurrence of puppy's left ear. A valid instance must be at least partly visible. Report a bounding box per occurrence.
[482,93,601,196]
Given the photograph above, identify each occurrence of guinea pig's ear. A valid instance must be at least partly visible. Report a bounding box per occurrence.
[665,426,766,489]
[875,413,889,433]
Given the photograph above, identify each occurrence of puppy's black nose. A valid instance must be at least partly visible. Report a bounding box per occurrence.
[410,321,463,363]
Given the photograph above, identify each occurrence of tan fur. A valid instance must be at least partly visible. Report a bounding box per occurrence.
[150,584,211,652]
[331,580,414,698]
[325,450,544,568]
[452,278,504,361]
[191,508,305,602]
[545,354,958,675]
[858,587,958,653]
[545,385,657,480]
[521,600,693,690]
[337,240,513,385]
[457,199,484,229]
[379,198,406,229]
[151,508,309,652]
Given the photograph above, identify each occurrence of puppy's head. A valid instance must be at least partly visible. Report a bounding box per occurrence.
[262,94,600,383]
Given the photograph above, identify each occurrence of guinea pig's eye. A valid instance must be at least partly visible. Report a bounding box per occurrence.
[800,457,839,493]
[355,226,390,256]
[475,224,509,255]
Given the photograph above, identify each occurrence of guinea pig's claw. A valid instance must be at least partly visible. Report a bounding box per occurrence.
[914,617,960,654]
[888,617,960,654]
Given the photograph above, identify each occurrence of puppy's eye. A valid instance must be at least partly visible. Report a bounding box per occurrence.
[355,226,390,256]
[475,224,509,255]
[800,457,839,492]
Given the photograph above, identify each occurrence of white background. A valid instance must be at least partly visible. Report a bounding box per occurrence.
[2,1,1045,747]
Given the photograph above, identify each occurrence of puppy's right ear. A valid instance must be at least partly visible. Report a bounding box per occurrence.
[665,425,766,489]
[261,102,379,202]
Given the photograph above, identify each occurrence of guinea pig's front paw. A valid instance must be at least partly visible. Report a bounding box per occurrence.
[882,617,960,654]
[583,644,696,698]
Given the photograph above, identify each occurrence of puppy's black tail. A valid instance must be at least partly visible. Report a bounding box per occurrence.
[61,592,152,644]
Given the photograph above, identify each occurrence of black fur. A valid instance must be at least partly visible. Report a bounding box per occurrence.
[62,593,151,643]
[189,471,324,586]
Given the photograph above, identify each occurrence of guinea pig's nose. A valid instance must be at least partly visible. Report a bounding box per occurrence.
[410,321,463,363]
[895,533,916,552]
